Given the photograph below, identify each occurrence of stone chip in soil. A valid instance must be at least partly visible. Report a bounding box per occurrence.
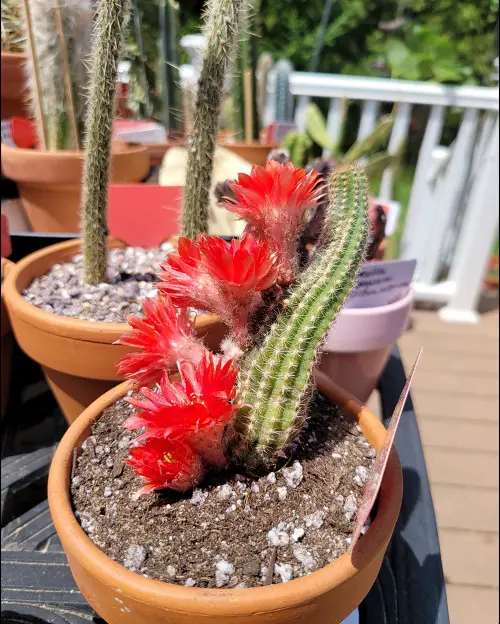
[71,392,375,588]
[21,245,175,323]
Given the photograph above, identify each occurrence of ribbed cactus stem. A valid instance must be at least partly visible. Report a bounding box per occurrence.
[81,0,131,285]
[274,59,294,123]
[181,0,245,239]
[233,164,370,466]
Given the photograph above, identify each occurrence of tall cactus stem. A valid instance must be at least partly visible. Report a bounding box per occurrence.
[81,0,131,285]
[233,164,370,467]
[181,0,245,239]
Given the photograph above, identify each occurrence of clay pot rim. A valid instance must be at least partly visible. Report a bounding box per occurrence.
[339,288,413,317]
[219,140,279,149]
[1,50,26,59]
[48,373,402,615]
[2,238,219,344]
[1,258,14,336]
[1,141,148,160]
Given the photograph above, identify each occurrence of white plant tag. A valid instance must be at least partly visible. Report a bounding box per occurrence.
[345,259,416,309]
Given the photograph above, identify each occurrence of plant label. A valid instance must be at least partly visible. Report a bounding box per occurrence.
[345,258,416,309]
[349,348,423,550]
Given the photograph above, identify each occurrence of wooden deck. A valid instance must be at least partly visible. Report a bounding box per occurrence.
[368,303,499,624]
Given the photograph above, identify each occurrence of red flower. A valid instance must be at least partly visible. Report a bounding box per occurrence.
[158,234,279,345]
[125,354,241,467]
[127,437,204,496]
[223,161,323,284]
[115,296,206,388]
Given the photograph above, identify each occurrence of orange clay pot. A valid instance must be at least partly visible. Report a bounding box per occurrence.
[3,238,227,424]
[0,142,150,233]
[218,141,278,166]
[1,258,14,419]
[1,51,30,120]
[48,372,402,624]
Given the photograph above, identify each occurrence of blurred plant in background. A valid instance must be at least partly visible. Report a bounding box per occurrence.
[1,0,24,52]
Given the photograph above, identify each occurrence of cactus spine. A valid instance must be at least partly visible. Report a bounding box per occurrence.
[181,0,245,239]
[81,0,131,285]
[22,0,93,150]
[233,165,370,466]
[274,59,294,123]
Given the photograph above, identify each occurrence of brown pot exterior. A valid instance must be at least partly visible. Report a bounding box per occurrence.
[48,376,402,624]
[2,239,227,423]
[219,141,278,166]
[1,143,151,233]
[1,52,30,120]
[1,258,14,418]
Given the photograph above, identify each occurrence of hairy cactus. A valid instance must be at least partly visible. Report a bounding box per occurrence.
[181,0,245,239]
[159,0,182,134]
[22,0,93,150]
[233,165,369,465]
[256,51,273,125]
[81,0,131,285]
[274,58,294,123]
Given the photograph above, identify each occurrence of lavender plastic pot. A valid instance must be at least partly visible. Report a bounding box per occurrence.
[319,289,413,403]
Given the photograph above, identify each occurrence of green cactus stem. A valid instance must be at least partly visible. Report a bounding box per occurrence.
[274,58,294,123]
[181,0,245,239]
[233,164,370,467]
[81,0,131,285]
[22,0,93,151]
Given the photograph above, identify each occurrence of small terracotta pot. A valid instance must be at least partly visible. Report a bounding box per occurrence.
[0,51,30,120]
[320,289,413,402]
[3,239,227,424]
[1,258,15,418]
[0,142,150,233]
[48,373,402,624]
[218,141,278,166]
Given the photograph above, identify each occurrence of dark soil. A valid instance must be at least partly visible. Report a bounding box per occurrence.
[71,392,375,588]
[22,245,174,323]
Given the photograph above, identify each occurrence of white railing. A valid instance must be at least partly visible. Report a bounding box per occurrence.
[268,71,499,323]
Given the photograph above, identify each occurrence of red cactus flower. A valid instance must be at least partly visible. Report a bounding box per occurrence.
[125,354,241,467]
[115,295,206,388]
[127,437,204,496]
[223,161,323,284]
[158,234,279,345]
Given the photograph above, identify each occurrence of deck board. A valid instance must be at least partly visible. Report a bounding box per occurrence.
[398,308,499,623]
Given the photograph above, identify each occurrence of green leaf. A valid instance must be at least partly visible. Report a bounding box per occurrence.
[304,103,333,151]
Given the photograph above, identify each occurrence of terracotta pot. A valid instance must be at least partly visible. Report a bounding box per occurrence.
[320,289,413,403]
[3,239,227,424]
[483,255,499,291]
[1,258,15,418]
[0,142,150,233]
[48,373,402,624]
[1,51,30,120]
[218,141,278,166]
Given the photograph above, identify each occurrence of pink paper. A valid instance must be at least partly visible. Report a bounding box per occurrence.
[349,348,423,550]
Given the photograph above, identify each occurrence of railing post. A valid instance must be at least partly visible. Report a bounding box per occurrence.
[439,114,499,323]
[401,105,445,263]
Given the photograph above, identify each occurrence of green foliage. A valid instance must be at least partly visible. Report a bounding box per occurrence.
[304,102,333,151]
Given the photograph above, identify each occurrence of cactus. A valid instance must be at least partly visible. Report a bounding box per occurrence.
[233,165,369,466]
[281,130,312,167]
[2,0,24,52]
[256,51,273,124]
[274,58,294,123]
[158,0,182,134]
[22,0,93,150]
[81,0,131,285]
[181,0,245,239]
